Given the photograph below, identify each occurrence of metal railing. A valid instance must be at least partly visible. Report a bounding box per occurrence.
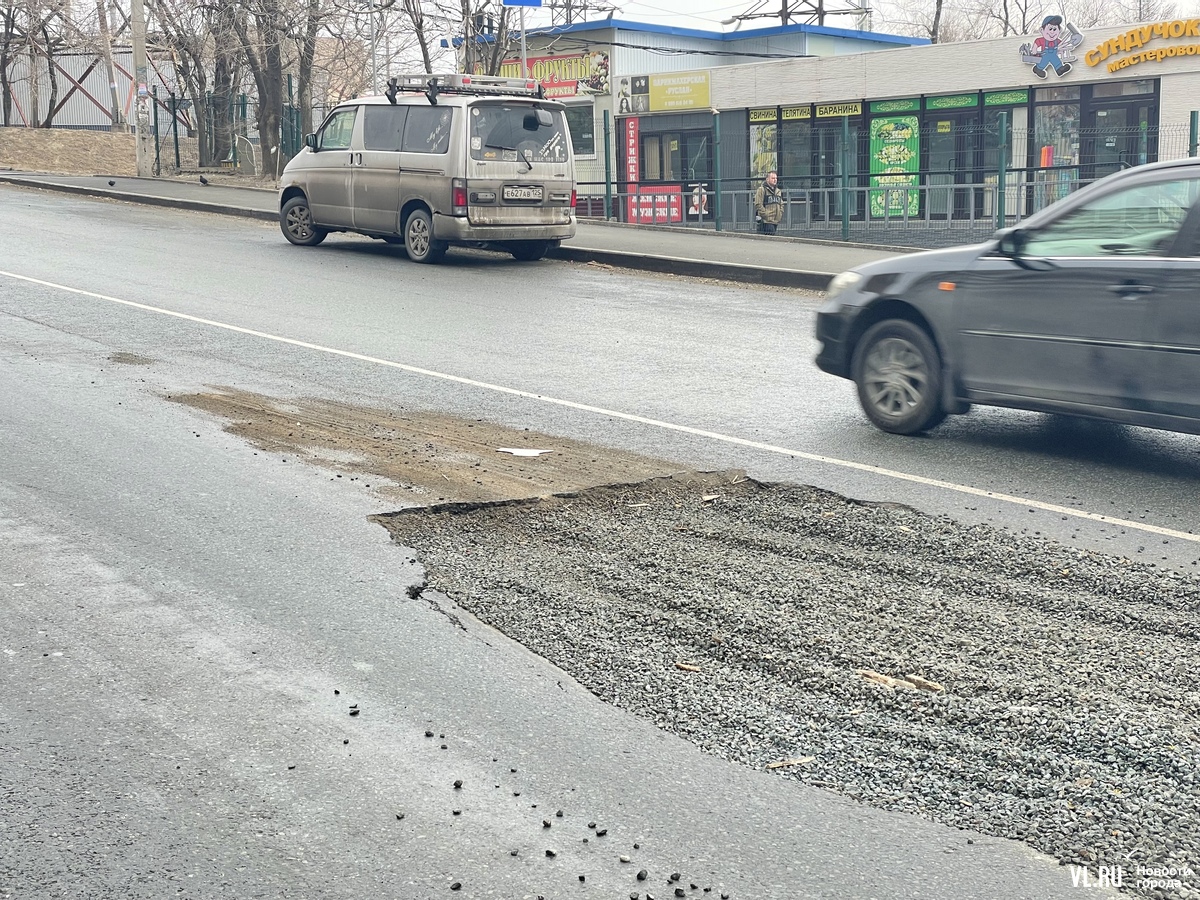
[578,120,1200,249]
[578,177,1097,249]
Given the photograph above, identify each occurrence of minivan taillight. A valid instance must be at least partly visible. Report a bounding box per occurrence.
[570,189,577,209]
[452,178,468,215]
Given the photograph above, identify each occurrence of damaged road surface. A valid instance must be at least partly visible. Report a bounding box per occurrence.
[175,390,1193,898]
[378,473,1200,900]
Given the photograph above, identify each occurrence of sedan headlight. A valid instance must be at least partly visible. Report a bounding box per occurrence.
[826,270,864,299]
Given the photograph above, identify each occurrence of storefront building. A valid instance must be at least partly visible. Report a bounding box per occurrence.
[508,15,1200,228]
[489,18,924,221]
[702,16,1200,226]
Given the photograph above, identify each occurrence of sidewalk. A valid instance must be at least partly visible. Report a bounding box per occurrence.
[0,172,910,289]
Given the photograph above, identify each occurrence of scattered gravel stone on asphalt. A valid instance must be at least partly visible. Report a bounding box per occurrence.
[453,779,463,789]
[380,471,1200,900]
[637,869,649,881]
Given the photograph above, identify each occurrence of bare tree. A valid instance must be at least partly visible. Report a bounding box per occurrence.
[230,0,286,176]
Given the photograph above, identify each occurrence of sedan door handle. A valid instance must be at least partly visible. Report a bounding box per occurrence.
[1106,282,1156,296]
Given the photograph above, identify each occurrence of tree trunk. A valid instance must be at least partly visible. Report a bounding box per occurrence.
[40,21,56,127]
[402,0,432,73]
[233,0,284,177]
[297,0,321,137]
[1,7,13,126]
[211,51,234,163]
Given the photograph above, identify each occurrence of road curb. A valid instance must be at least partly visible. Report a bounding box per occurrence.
[550,246,833,290]
[0,176,277,223]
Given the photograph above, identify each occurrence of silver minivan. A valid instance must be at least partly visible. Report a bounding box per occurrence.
[278,73,577,263]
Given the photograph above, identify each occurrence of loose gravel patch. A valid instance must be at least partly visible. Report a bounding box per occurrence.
[376,472,1200,900]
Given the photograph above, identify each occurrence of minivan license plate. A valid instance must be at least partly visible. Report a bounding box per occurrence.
[503,185,543,201]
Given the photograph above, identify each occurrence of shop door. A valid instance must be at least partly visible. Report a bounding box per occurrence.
[925,114,981,220]
[1083,101,1157,180]
[812,123,860,221]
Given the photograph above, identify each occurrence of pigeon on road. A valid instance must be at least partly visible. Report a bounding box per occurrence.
[107,180,115,186]
[199,175,209,185]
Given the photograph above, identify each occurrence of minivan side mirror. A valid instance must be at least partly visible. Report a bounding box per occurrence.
[304,133,317,151]
[535,108,553,128]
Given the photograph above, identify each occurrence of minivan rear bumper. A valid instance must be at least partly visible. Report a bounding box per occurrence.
[433,213,576,242]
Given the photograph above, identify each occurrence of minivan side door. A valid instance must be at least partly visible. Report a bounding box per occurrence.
[353,105,408,234]
[399,105,455,215]
[307,106,359,228]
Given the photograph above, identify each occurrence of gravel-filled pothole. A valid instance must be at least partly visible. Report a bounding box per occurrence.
[376,471,1200,900]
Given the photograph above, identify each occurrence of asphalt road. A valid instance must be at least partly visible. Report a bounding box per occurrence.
[0,185,1171,898]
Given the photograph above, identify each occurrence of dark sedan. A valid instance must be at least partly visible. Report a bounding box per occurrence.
[815,159,1200,435]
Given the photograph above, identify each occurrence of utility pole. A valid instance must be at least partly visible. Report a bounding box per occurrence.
[130,0,154,176]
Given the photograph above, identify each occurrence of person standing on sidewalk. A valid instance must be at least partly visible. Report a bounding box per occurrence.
[754,170,784,235]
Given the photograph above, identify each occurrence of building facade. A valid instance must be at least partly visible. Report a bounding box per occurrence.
[514,16,1200,230]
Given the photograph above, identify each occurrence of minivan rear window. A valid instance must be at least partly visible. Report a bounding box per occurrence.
[470,102,569,163]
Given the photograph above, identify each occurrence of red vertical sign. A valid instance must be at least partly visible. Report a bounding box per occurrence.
[624,117,640,221]
[624,117,639,183]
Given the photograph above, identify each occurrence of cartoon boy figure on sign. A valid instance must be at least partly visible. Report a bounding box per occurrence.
[1020,15,1083,78]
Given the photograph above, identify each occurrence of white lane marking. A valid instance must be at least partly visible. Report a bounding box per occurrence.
[4,268,1198,545]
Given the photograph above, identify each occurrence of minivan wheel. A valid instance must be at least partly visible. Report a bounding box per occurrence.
[852,319,946,435]
[404,209,447,263]
[508,240,551,262]
[280,196,327,246]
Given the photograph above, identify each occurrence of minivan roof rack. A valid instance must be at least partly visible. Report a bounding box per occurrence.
[384,73,545,105]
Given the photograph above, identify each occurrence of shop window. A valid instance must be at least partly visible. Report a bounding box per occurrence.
[1033,102,1080,168]
[780,120,813,182]
[750,119,778,178]
[982,106,1027,171]
[563,104,595,157]
[1034,86,1080,102]
[639,130,712,182]
[1092,79,1156,97]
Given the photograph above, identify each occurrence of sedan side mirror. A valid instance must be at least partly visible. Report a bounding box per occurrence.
[994,226,1056,271]
[304,133,317,151]
[995,227,1027,258]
